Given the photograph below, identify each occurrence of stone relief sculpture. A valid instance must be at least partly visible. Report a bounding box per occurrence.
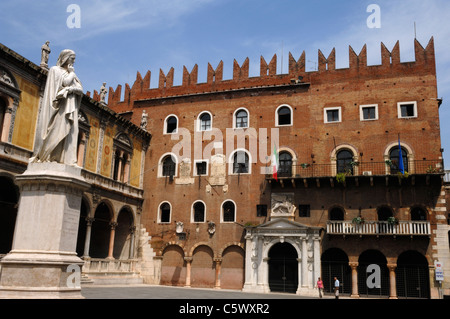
[140,110,148,130]
[208,221,216,235]
[271,193,296,218]
[30,49,83,166]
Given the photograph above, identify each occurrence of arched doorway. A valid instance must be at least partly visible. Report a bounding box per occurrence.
[268,242,298,294]
[396,251,430,299]
[321,248,351,295]
[0,176,19,255]
[358,250,390,298]
[90,202,113,258]
[113,207,134,259]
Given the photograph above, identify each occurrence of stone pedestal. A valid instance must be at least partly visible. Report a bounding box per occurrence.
[0,163,89,299]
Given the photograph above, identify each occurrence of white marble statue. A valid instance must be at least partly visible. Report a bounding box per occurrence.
[40,41,51,68]
[99,82,107,104]
[30,49,83,166]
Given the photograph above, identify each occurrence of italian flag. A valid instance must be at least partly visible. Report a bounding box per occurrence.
[272,144,279,181]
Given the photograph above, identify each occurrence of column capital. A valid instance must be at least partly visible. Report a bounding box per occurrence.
[184,256,193,262]
[349,262,359,268]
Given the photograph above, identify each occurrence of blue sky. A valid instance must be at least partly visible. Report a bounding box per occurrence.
[1,0,450,166]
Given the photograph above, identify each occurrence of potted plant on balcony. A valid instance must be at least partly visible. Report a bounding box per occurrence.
[300,163,310,169]
[387,216,399,225]
[336,172,347,184]
[352,216,365,225]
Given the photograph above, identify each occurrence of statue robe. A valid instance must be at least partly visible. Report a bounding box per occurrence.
[31,65,82,165]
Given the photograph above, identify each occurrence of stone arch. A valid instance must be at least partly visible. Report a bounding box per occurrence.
[321,248,351,295]
[396,250,430,299]
[89,200,114,258]
[113,206,135,259]
[358,249,390,297]
[191,244,215,288]
[267,241,299,293]
[161,244,186,286]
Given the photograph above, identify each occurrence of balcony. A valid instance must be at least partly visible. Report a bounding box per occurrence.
[275,160,443,179]
[326,220,431,237]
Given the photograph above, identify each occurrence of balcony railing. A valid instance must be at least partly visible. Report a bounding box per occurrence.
[82,258,138,274]
[326,221,431,236]
[276,160,443,179]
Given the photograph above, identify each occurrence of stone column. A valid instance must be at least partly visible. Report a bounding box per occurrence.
[107,222,118,260]
[243,233,253,291]
[387,263,398,299]
[0,103,12,143]
[0,163,89,299]
[184,257,193,287]
[214,258,222,289]
[129,226,136,259]
[301,237,308,287]
[313,236,321,286]
[82,217,95,258]
[349,262,359,298]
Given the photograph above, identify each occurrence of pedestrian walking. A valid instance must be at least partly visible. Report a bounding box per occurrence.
[334,277,340,299]
[316,277,324,298]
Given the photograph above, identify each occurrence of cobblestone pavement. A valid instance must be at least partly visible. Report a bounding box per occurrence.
[81,284,335,299]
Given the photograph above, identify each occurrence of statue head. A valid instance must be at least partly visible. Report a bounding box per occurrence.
[57,49,76,67]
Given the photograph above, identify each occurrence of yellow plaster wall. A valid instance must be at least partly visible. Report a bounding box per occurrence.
[130,139,142,188]
[101,125,115,177]
[84,115,99,172]
[11,73,40,150]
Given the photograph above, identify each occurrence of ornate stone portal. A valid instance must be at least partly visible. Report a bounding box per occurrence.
[243,218,322,296]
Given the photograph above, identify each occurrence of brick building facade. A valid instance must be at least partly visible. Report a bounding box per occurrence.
[0,37,448,298]
[107,37,449,298]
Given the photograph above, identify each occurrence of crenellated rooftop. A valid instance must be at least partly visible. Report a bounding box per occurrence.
[101,38,436,109]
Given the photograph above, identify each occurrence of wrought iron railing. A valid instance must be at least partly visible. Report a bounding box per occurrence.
[326,221,431,236]
[276,160,443,179]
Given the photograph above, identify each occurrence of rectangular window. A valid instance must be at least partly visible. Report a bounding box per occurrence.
[360,104,378,121]
[299,205,310,217]
[195,161,208,176]
[398,101,417,119]
[257,205,268,217]
[324,107,342,123]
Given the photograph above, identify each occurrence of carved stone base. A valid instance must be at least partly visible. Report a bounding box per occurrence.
[0,163,89,299]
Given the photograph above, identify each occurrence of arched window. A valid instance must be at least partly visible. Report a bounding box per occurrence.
[411,207,427,221]
[235,109,248,128]
[199,112,212,131]
[337,150,354,175]
[222,201,236,222]
[277,106,292,126]
[112,133,133,183]
[192,201,205,223]
[159,202,171,223]
[377,206,393,221]
[278,152,293,177]
[165,115,178,134]
[232,151,249,174]
[389,147,408,174]
[329,207,345,221]
[162,155,176,177]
